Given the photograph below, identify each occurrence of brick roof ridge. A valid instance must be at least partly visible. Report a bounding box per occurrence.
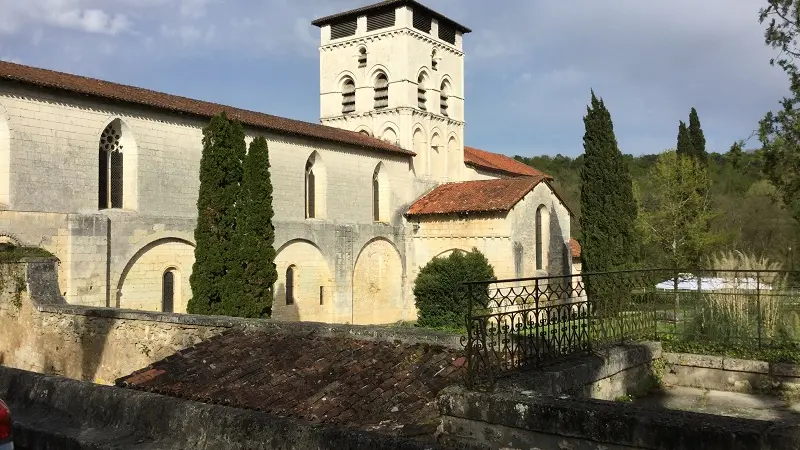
[406,175,546,216]
[463,145,552,179]
[0,60,414,157]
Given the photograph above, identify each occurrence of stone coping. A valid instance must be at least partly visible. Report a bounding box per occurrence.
[0,366,441,450]
[439,385,800,450]
[497,342,662,396]
[665,352,800,378]
[19,258,464,349]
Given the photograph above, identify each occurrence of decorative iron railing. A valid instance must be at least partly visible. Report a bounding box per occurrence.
[463,269,800,387]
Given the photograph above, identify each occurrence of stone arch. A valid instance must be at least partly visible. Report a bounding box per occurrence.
[97,117,138,211]
[433,248,469,259]
[116,237,195,313]
[447,134,460,180]
[304,151,327,219]
[336,70,358,89]
[367,64,392,84]
[273,239,334,323]
[372,162,390,222]
[0,103,10,207]
[352,237,403,325]
[0,232,21,251]
[412,125,427,176]
[354,125,373,136]
[379,122,399,144]
[430,131,444,179]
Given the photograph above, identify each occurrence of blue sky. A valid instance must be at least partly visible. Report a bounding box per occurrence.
[0,0,788,157]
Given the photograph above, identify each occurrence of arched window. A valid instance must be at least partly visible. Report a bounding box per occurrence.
[359,130,371,136]
[305,159,316,219]
[342,77,356,114]
[373,169,380,222]
[374,72,389,109]
[358,47,367,67]
[440,80,450,117]
[431,49,439,71]
[417,73,427,110]
[99,121,124,209]
[162,269,175,313]
[535,205,549,271]
[286,265,296,305]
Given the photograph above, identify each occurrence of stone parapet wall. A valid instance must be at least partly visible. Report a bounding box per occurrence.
[0,259,462,384]
[663,352,800,394]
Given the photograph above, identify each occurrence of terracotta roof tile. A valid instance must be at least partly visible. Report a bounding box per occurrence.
[0,60,413,157]
[116,328,464,435]
[570,238,581,258]
[464,146,551,179]
[406,176,547,216]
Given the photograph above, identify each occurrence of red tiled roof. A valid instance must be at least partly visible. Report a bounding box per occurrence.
[116,328,465,435]
[0,61,413,157]
[570,238,581,258]
[406,176,547,216]
[464,146,552,179]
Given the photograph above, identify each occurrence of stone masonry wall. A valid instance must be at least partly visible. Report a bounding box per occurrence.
[0,259,462,384]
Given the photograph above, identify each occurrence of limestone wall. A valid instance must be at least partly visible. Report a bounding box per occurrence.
[0,259,462,384]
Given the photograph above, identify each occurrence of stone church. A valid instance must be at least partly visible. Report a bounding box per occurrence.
[0,0,574,325]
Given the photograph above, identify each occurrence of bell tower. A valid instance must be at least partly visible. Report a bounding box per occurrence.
[312,0,471,182]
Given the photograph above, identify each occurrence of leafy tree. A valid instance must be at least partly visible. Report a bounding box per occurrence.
[413,249,495,330]
[758,1,800,229]
[726,141,744,170]
[225,136,278,318]
[688,107,708,163]
[636,151,719,269]
[676,121,694,159]
[579,91,639,273]
[188,112,246,315]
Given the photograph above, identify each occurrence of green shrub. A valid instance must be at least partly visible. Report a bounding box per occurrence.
[413,248,495,330]
[0,245,54,262]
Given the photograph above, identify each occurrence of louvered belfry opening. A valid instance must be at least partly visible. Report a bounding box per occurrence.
[342,78,356,114]
[438,22,456,44]
[358,47,367,68]
[98,121,123,209]
[417,74,427,110]
[330,19,357,39]
[374,73,389,109]
[367,8,395,31]
[440,81,449,117]
[413,9,432,33]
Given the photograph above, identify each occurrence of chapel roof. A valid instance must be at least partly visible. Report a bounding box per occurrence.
[0,60,414,157]
[406,175,549,217]
[312,0,472,34]
[464,146,552,179]
[570,238,582,258]
[116,328,465,435]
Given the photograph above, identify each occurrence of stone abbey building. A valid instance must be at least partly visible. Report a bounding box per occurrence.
[0,0,574,324]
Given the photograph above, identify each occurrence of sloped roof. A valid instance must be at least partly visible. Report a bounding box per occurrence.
[406,175,547,216]
[117,328,465,435]
[0,61,413,157]
[312,0,471,34]
[464,146,552,179]
[570,238,581,258]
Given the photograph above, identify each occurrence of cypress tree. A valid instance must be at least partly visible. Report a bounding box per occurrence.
[579,91,638,274]
[676,121,694,158]
[688,107,708,164]
[188,112,246,315]
[225,136,278,318]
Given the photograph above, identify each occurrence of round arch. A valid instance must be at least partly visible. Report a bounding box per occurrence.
[367,64,392,84]
[429,130,444,178]
[304,151,327,219]
[336,71,358,89]
[273,238,333,323]
[379,121,400,144]
[446,134,460,180]
[433,248,469,259]
[412,125,427,176]
[115,236,195,312]
[352,237,404,325]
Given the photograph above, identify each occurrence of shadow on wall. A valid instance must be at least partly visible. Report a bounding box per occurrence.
[273,281,301,322]
[548,205,569,276]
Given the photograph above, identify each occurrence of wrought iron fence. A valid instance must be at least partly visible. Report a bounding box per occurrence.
[463,269,800,387]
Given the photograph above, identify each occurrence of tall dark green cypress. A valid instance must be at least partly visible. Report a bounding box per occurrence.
[188,112,246,315]
[688,107,707,161]
[225,136,278,318]
[579,91,638,273]
[676,121,694,158]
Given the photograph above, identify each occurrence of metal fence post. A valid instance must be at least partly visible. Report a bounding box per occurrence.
[465,283,474,388]
[756,271,762,350]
